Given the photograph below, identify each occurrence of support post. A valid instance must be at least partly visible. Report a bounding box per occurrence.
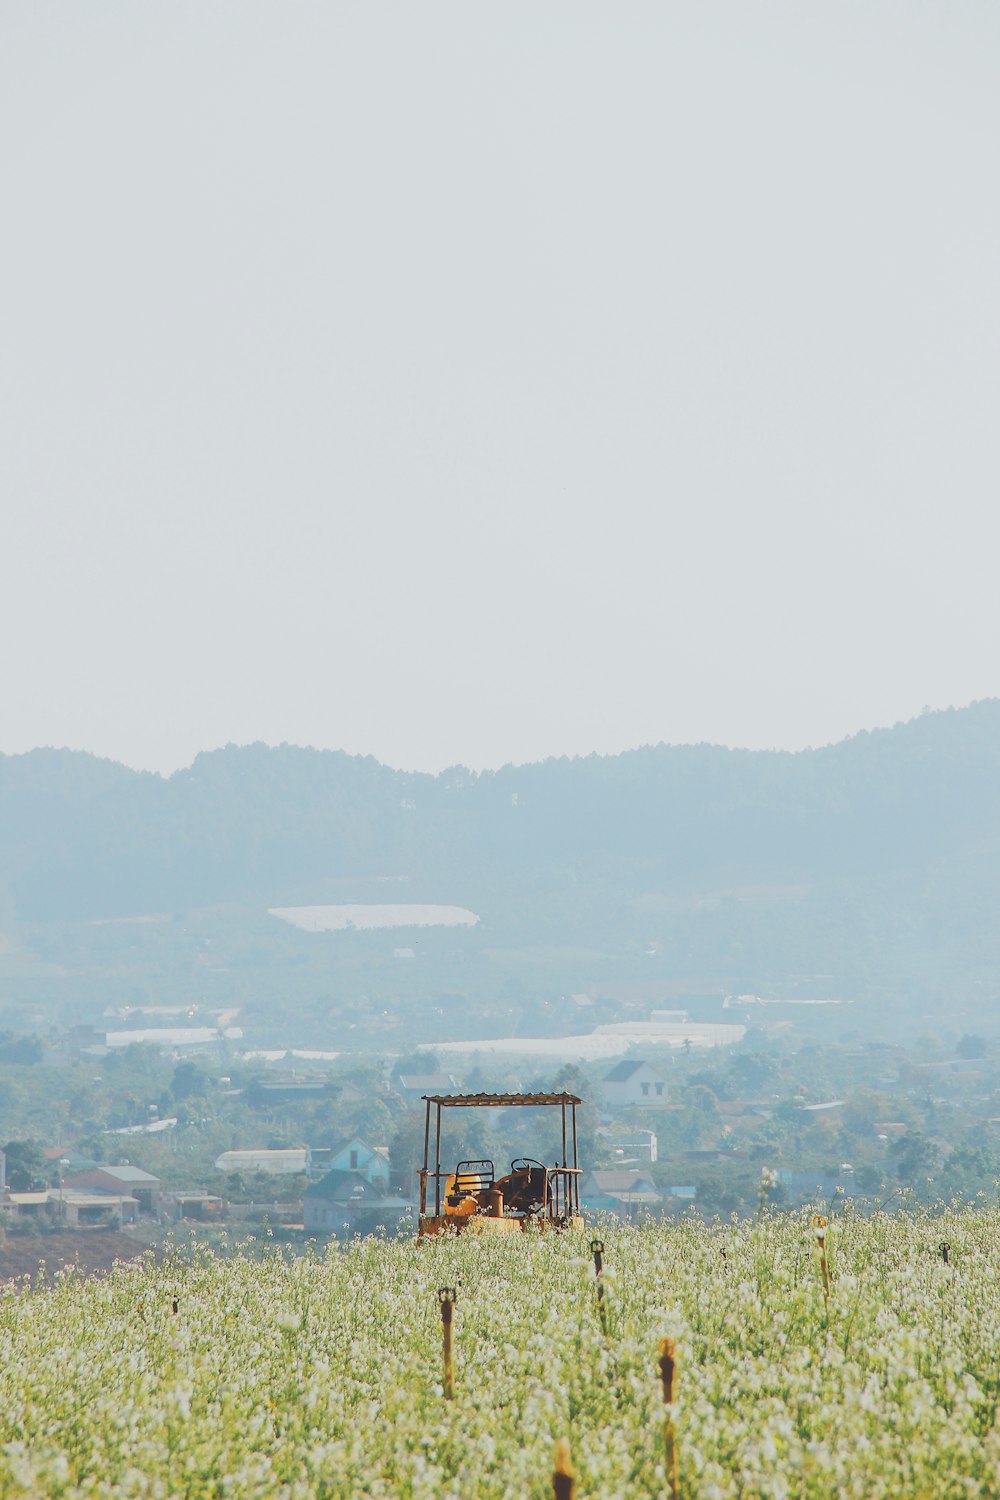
[552,1439,576,1499]
[434,1102,442,1218]
[420,1099,431,1215]
[571,1103,579,1213]
[438,1287,456,1399]
[591,1238,607,1334]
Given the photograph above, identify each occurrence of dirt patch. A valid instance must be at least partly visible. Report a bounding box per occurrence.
[0,1230,148,1286]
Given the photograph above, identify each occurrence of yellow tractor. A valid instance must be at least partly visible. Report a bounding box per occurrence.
[416,1090,584,1237]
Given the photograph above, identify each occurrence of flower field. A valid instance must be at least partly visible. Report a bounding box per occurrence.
[2,1209,999,1498]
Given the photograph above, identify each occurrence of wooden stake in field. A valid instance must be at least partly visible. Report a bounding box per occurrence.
[659,1337,679,1500]
[437,1286,457,1399]
[552,1438,576,1499]
[812,1214,831,1307]
[590,1239,607,1336]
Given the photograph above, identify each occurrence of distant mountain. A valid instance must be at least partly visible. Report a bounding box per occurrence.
[3,703,1000,997]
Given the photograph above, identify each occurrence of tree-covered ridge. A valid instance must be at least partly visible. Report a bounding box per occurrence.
[2,702,1000,956]
[1,696,1000,1014]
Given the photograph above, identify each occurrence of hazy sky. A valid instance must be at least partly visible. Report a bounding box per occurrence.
[2,4,999,775]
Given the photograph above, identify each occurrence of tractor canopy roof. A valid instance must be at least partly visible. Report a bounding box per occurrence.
[421,1091,582,1108]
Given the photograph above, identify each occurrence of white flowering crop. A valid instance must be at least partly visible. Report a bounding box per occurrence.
[0,1209,999,1496]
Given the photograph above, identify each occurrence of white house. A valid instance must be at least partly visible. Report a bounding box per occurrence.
[326,1138,390,1189]
[602,1060,668,1112]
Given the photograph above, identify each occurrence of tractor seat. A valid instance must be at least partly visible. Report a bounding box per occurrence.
[496,1164,547,1215]
[452,1159,495,1198]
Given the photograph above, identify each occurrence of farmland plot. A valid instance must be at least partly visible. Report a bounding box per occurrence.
[1,1211,998,1497]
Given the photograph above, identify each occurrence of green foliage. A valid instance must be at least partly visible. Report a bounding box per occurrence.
[0,1034,42,1066]
[170,1059,210,1101]
[935,1144,1000,1202]
[2,1138,48,1191]
[889,1130,940,1186]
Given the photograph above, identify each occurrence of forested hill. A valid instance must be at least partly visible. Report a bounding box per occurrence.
[3,702,1000,929]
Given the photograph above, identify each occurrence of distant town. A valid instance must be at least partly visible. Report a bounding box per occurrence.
[2,986,997,1277]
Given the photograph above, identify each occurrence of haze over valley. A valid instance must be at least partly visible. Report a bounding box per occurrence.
[3,701,999,1058]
